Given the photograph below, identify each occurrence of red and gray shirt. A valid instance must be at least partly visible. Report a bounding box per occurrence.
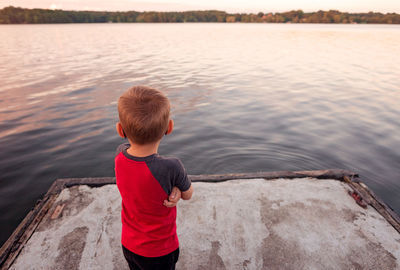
[115,143,191,257]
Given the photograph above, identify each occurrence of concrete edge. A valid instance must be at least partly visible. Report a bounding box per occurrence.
[45,169,358,195]
[2,168,397,270]
[351,181,400,234]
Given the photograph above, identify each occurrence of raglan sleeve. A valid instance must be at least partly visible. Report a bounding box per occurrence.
[115,143,129,157]
[173,158,191,192]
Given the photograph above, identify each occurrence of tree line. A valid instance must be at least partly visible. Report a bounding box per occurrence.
[1,6,399,24]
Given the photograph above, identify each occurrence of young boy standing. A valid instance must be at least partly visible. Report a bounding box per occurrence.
[115,86,193,270]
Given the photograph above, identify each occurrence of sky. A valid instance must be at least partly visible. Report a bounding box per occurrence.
[1,0,399,13]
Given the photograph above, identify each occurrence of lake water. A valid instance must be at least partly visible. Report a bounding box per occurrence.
[0,23,399,246]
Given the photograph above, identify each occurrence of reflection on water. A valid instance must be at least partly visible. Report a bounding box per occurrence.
[0,23,400,245]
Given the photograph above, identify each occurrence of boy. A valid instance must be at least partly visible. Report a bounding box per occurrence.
[115,86,193,270]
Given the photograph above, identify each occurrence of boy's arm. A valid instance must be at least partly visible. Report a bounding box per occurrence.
[181,185,193,200]
[165,157,192,205]
[163,184,193,207]
[163,186,182,208]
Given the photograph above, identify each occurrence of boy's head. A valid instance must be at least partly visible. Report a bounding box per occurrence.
[117,86,171,145]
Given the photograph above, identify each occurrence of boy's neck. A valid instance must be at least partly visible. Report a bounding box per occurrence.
[126,140,160,157]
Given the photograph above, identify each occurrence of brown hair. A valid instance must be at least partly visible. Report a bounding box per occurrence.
[118,86,170,145]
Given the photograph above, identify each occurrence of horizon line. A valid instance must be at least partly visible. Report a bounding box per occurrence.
[2,6,399,15]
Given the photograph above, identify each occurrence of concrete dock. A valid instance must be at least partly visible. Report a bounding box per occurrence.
[1,170,400,269]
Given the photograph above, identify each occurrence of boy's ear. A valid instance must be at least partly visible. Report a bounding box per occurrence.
[165,119,174,135]
[116,122,126,138]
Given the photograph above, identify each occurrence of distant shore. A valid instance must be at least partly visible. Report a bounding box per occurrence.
[1,6,399,24]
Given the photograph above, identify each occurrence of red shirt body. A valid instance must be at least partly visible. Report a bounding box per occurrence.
[115,144,190,257]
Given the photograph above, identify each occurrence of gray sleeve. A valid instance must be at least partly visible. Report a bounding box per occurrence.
[173,159,191,192]
[115,143,129,157]
[145,156,191,195]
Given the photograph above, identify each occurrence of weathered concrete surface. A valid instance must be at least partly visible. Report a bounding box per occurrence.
[9,178,400,270]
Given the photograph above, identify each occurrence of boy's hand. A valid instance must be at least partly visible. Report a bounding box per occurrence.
[163,187,181,208]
